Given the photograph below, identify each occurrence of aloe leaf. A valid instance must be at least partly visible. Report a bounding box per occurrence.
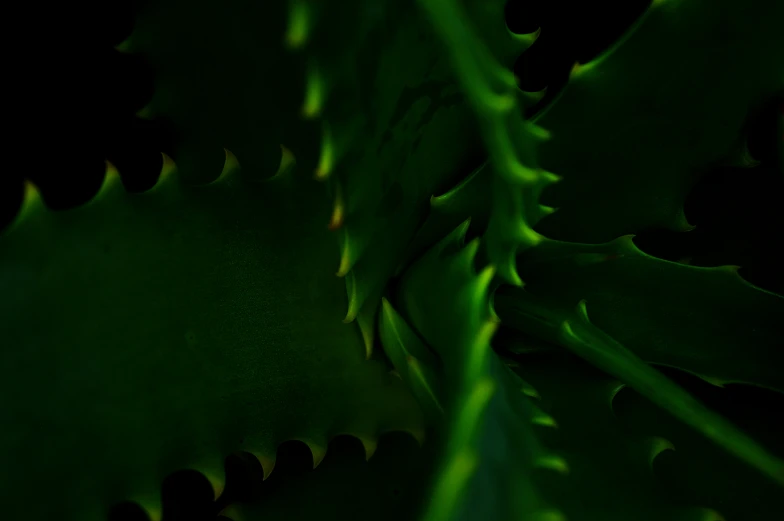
[385,222,560,521]
[493,280,784,486]
[419,0,557,286]
[534,0,784,242]
[378,298,445,419]
[0,158,423,521]
[505,351,774,521]
[292,0,499,351]
[613,366,784,521]
[127,0,496,357]
[495,235,784,393]
[226,432,433,521]
[560,301,784,486]
[125,1,305,182]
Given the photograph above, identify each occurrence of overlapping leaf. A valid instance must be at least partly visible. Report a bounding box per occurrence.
[506,351,782,521]
[381,222,561,521]
[495,236,784,393]
[126,0,508,357]
[419,0,557,286]
[291,0,533,350]
[415,0,784,517]
[493,280,784,485]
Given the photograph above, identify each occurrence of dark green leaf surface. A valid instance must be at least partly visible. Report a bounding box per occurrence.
[389,223,558,521]
[0,159,423,521]
[497,236,784,393]
[229,432,435,521]
[534,0,784,243]
[508,351,784,521]
[127,0,489,355]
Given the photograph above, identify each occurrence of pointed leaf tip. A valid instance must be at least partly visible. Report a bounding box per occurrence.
[647,437,676,467]
[207,148,240,185]
[535,454,570,474]
[285,0,311,50]
[328,185,345,231]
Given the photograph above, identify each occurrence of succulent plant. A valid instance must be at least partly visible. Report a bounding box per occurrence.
[2,1,783,520]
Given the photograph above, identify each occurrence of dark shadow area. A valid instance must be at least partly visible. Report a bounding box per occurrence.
[633,93,783,294]
[161,469,217,521]
[613,364,784,520]
[107,501,150,521]
[505,0,652,117]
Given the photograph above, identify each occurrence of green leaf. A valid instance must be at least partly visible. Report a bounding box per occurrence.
[227,432,434,521]
[388,222,560,521]
[418,0,556,286]
[296,0,487,346]
[534,0,784,242]
[505,351,769,521]
[127,0,305,182]
[0,159,423,521]
[128,0,491,354]
[378,298,445,419]
[493,269,784,485]
[497,235,784,393]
